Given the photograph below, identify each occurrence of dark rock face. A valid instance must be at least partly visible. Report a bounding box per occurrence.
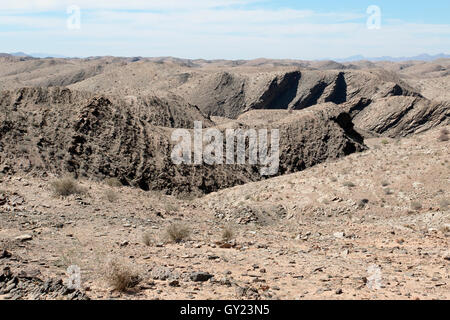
[190,272,214,282]
[343,96,450,137]
[0,88,366,195]
[184,69,419,119]
[0,267,89,300]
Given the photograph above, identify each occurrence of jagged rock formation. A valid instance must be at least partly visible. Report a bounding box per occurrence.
[0,88,365,194]
[0,57,448,194]
[342,96,449,137]
[174,69,419,118]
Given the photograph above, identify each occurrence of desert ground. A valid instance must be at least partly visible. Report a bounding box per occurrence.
[0,55,448,300]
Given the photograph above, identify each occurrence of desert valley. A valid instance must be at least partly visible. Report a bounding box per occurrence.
[0,54,448,300]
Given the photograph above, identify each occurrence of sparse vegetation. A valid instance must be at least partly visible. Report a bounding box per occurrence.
[221,225,235,242]
[166,223,190,243]
[104,189,118,202]
[51,177,85,197]
[381,139,389,145]
[105,260,140,292]
[165,203,180,213]
[411,201,423,211]
[343,181,356,188]
[439,199,449,211]
[438,128,449,141]
[104,177,122,187]
[142,232,153,246]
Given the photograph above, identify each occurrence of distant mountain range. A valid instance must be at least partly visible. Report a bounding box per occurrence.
[3,52,450,62]
[8,52,68,58]
[334,53,450,62]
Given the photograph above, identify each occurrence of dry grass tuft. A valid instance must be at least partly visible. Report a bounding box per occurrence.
[165,203,180,213]
[222,225,235,242]
[51,177,85,197]
[343,181,356,188]
[142,232,153,246]
[410,201,423,211]
[105,260,140,292]
[104,177,122,187]
[166,223,190,243]
[439,199,449,211]
[438,129,449,142]
[104,189,118,202]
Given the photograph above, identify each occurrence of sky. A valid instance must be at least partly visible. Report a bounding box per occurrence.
[1,0,449,60]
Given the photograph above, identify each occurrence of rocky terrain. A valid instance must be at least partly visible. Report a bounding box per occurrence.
[0,56,448,300]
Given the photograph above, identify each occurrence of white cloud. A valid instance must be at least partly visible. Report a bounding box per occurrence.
[0,0,257,11]
[0,1,449,59]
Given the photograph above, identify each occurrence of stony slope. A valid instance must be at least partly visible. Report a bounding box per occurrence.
[0,126,448,300]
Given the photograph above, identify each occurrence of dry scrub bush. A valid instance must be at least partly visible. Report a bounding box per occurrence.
[343,181,356,188]
[222,225,235,242]
[142,232,153,246]
[104,177,122,187]
[104,189,118,202]
[165,203,180,213]
[439,199,449,211]
[438,129,449,142]
[166,223,190,243]
[411,201,423,211]
[51,177,85,197]
[105,260,140,292]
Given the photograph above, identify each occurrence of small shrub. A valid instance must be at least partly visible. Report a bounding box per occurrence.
[166,223,190,243]
[440,128,449,135]
[439,199,449,211]
[410,201,422,211]
[19,146,28,154]
[51,177,85,197]
[438,129,449,142]
[104,189,118,202]
[343,181,356,188]
[142,232,153,246]
[165,203,180,213]
[104,177,122,187]
[222,225,235,242]
[381,139,389,145]
[106,260,140,292]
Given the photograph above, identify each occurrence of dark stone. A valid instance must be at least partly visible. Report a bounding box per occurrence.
[190,272,214,282]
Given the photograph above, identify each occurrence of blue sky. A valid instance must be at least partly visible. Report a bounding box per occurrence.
[1,0,449,59]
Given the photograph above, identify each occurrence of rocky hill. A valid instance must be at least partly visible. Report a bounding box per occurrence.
[0,57,448,194]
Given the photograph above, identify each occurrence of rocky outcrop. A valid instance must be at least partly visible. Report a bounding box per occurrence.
[343,96,449,137]
[0,267,89,300]
[0,88,365,194]
[183,69,419,118]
